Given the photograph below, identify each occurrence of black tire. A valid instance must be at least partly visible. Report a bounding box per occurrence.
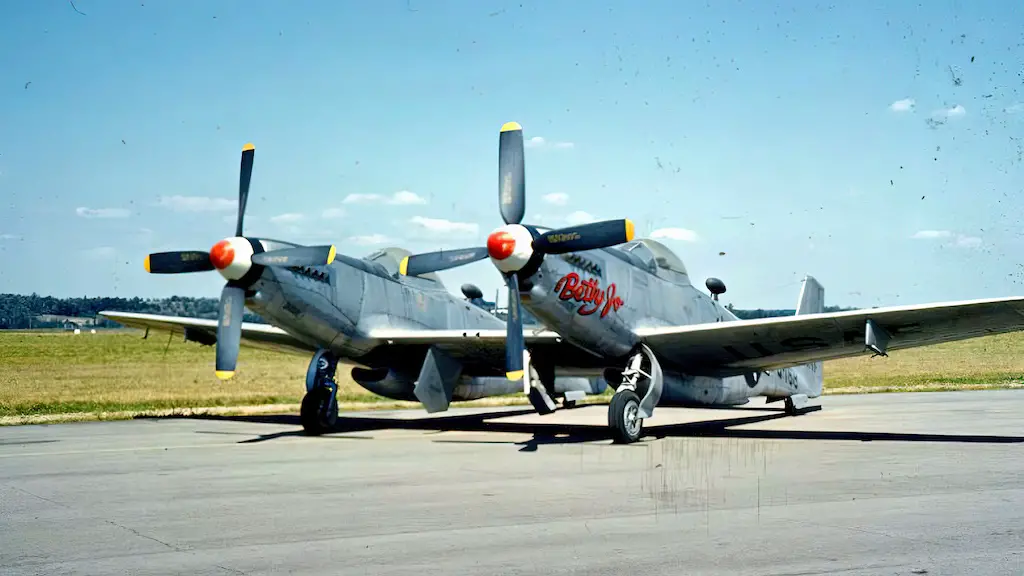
[563,399,577,409]
[300,387,338,435]
[608,389,643,444]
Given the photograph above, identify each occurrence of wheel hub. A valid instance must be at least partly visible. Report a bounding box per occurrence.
[624,401,641,437]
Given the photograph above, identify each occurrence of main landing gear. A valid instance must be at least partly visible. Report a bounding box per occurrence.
[301,349,339,435]
[607,344,664,444]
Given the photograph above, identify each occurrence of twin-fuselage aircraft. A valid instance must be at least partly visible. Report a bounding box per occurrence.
[103,124,1024,443]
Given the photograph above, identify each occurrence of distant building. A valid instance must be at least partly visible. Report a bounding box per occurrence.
[34,315,97,330]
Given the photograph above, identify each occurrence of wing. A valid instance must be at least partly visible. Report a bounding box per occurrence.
[635,296,1024,377]
[363,327,608,370]
[98,311,316,355]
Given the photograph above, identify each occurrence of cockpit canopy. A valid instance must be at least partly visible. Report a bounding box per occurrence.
[614,238,690,283]
[365,247,445,285]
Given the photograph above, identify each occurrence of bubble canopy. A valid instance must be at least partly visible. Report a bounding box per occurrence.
[615,238,689,277]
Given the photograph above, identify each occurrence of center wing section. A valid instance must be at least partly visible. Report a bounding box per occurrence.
[635,296,1024,377]
[362,327,609,370]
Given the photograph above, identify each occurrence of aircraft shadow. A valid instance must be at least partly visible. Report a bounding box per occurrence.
[179,406,1024,449]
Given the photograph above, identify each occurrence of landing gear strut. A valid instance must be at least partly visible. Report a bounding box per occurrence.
[301,349,339,435]
[608,343,663,444]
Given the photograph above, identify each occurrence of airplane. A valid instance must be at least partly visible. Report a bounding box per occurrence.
[392,120,1024,443]
[98,143,611,436]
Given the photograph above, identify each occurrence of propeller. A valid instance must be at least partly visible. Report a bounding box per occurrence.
[400,121,635,381]
[142,143,338,380]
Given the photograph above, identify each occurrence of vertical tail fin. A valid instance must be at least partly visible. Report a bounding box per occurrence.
[795,275,825,396]
[796,275,825,315]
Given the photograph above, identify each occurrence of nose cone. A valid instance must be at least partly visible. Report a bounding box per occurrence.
[209,239,235,270]
[487,230,516,260]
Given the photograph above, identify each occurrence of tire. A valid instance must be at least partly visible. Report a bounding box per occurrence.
[300,387,338,435]
[608,389,643,444]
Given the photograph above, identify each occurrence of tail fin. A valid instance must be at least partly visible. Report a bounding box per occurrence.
[796,275,825,315]
[795,275,825,396]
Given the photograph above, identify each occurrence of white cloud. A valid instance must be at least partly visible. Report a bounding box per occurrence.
[1005,103,1023,114]
[322,207,346,219]
[83,246,116,259]
[0,233,20,240]
[342,191,427,205]
[935,104,966,118]
[342,193,382,204]
[389,190,427,205]
[75,207,130,219]
[525,136,574,149]
[564,211,596,225]
[156,195,235,212]
[542,192,570,206]
[912,230,953,239]
[650,227,699,242]
[889,98,915,112]
[912,229,981,249]
[946,104,966,117]
[270,213,304,224]
[409,216,479,236]
[954,235,982,248]
[348,234,392,246]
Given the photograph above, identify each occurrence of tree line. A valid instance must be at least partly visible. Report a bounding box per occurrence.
[0,294,265,329]
[0,293,858,330]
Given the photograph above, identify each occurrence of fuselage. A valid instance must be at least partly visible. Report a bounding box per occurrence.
[514,237,822,406]
[240,240,504,361]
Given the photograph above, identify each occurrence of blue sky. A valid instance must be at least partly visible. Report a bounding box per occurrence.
[1,0,1022,309]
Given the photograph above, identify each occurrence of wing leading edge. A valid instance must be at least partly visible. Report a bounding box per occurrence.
[98,311,317,355]
[635,296,1024,377]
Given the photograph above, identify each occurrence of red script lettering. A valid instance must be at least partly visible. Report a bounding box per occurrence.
[554,272,624,318]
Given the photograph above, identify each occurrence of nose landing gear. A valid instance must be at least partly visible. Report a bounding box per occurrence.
[301,349,339,435]
[607,344,663,444]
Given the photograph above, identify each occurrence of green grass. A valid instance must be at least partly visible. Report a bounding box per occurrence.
[0,330,539,423]
[1,329,1023,423]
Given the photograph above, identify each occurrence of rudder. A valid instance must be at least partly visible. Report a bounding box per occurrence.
[795,275,825,396]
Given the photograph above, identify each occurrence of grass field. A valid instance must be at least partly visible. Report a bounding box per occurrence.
[2,329,1023,424]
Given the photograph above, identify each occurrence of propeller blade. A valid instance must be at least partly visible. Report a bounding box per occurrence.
[144,251,214,274]
[498,122,526,225]
[504,272,526,381]
[215,283,245,380]
[236,143,255,237]
[251,245,337,268]
[532,219,636,255]
[399,247,489,276]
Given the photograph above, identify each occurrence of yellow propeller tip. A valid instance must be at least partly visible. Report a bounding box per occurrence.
[143,255,151,273]
[215,370,235,380]
[624,219,635,242]
[500,121,522,133]
[399,255,409,276]
[242,142,255,151]
[505,370,524,381]
[327,245,337,265]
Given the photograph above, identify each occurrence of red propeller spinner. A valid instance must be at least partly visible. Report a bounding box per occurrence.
[486,230,516,260]
[209,239,235,270]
